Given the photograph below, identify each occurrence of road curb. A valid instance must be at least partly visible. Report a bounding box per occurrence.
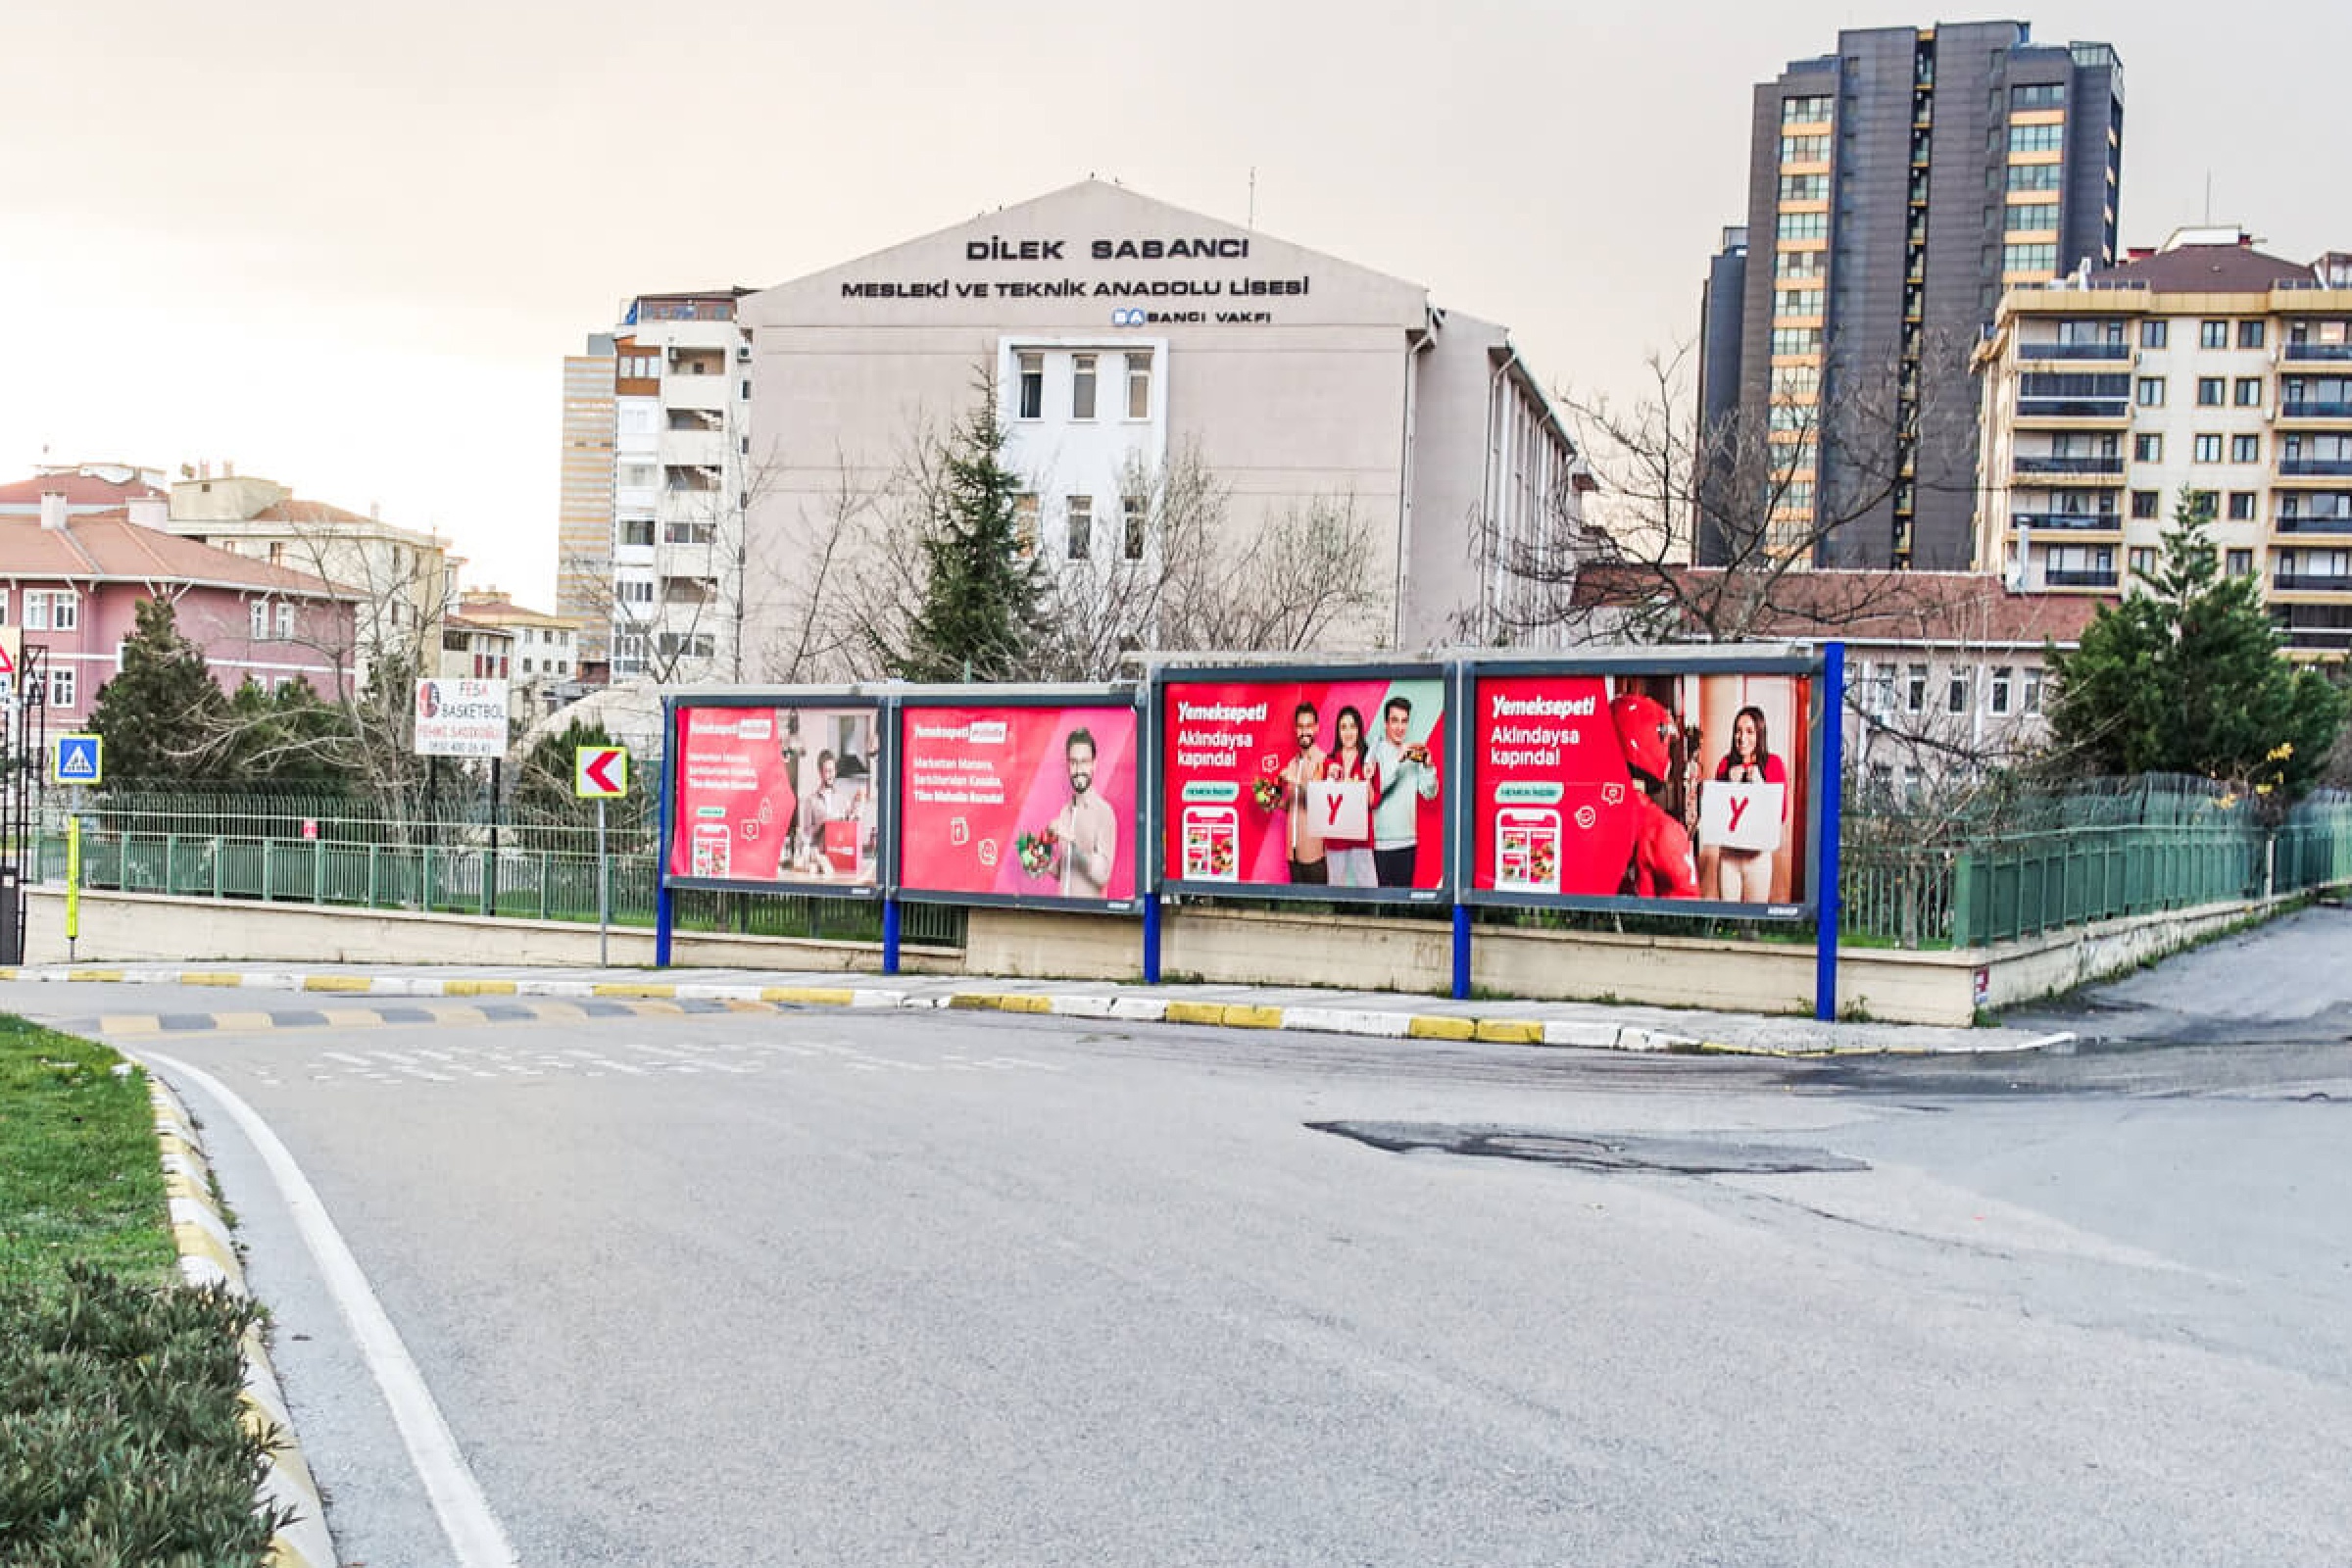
[144,1074,337,1568]
[3,965,2048,1055]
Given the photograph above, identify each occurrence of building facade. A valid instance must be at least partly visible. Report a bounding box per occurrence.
[558,291,752,684]
[1975,227,2352,660]
[1700,22,2123,570]
[727,180,1585,670]
[0,492,360,729]
[163,471,461,681]
[454,589,582,720]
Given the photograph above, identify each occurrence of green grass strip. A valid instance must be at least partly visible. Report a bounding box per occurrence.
[0,1015,174,1290]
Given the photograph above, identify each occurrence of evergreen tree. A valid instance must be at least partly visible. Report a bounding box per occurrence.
[87,597,227,781]
[888,375,1051,681]
[514,717,636,825]
[2045,488,2346,801]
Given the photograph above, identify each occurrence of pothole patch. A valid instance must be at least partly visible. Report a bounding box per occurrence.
[1308,1120,1868,1175]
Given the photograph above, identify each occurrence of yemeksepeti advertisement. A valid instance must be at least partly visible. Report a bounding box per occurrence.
[667,703,880,889]
[898,703,1139,905]
[1470,670,1813,909]
[1161,672,1446,896]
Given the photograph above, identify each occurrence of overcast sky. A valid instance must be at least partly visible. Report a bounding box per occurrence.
[6,0,2345,606]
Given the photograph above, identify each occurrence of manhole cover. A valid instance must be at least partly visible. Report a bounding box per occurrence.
[1308,1120,1867,1175]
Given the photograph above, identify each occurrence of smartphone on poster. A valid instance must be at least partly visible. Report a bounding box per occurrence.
[692,821,732,879]
[1182,805,1240,881]
[1495,807,1560,893]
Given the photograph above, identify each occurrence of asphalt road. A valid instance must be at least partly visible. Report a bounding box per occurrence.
[10,976,2350,1568]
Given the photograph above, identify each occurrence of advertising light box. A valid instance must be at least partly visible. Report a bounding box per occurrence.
[1465,661,1817,917]
[667,699,881,893]
[1159,666,1448,902]
[897,698,1141,908]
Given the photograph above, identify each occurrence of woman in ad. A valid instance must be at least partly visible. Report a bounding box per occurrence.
[1712,705,1788,903]
[1317,705,1378,888]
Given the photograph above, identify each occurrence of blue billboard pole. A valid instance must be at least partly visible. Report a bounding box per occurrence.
[654,698,674,968]
[1813,642,1845,1022]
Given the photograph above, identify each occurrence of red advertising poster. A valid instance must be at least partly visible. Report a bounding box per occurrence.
[1162,673,1446,895]
[1470,671,1811,908]
[899,705,1139,903]
[668,704,880,888]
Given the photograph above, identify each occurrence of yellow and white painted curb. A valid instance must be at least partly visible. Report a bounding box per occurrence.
[5,965,2058,1056]
[147,1075,338,1568]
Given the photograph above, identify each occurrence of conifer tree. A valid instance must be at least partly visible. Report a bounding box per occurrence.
[87,597,225,780]
[887,374,1051,682]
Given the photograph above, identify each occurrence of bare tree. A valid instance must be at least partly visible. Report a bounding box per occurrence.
[1470,333,1980,647]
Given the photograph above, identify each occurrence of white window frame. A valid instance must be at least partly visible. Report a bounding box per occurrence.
[275,602,295,641]
[50,591,76,631]
[24,591,49,632]
[1070,353,1098,421]
[1905,663,1929,714]
[1988,666,2013,715]
[50,664,74,710]
[1065,496,1093,561]
[1125,352,1152,419]
[250,601,270,640]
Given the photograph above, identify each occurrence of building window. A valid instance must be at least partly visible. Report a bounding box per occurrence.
[2231,434,2261,464]
[50,666,74,710]
[2129,545,2156,578]
[1782,94,1832,123]
[1071,354,1098,420]
[2226,549,2253,577]
[2140,319,2169,349]
[1779,172,1829,201]
[50,592,76,632]
[22,593,46,632]
[275,603,295,641]
[2186,490,2219,520]
[1989,666,2013,715]
[1013,494,1038,558]
[2191,433,2223,464]
[1125,353,1151,418]
[1905,663,1928,714]
[2133,433,2163,463]
[2006,123,2065,154]
[1065,496,1092,560]
[1780,133,1829,163]
[249,601,269,639]
[2001,243,2057,274]
[1770,326,1823,356]
[2234,377,2263,408]
[2228,491,2258,520]
[2195,377,2225,406]
[2005,201,2059,233]
[1122,496,1146,561]
[0,589,9,625]
[2023,669,2044,714]
[2006,163,2063,193]
[2238,320,2266,349]
[2012,82,2066,109]
[2130,490,2159,518]
[2200,319,2229,349]
[1946,669,1970,714]
[2135,376,2165,407]
[1776,212,1828,241]
[1016,353,1044,419]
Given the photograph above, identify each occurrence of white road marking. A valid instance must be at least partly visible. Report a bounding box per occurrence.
[132,1050,520,1568]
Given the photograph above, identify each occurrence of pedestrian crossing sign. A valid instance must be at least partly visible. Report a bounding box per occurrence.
[53,733,102,786]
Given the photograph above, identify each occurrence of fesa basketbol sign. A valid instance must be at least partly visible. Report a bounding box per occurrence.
[1468,668,1813,910]
[667,702,879,889]
[413,679,510,759]
[1159,670,1446,899]
[898,703,1138,906]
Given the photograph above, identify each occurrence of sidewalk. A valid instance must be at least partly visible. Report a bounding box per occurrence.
[0,961,2073,1056]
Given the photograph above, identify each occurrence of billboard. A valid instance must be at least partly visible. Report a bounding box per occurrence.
[667,700,881,891]
[1160,667,1448,901]
[414,679,510,759]
[897,699,1141,907]
[1466,662,1816,916]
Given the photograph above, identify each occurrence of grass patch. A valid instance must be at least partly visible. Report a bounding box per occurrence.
[0,1016,173,1289]
[1,1015,284,1565]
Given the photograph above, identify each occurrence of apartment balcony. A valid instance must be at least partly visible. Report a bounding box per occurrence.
[2015,341,2133,364]
[2012,511,2123,532]
[2013,454,2125,478]
[2043,567,2121,588]
[662,373,731,412]
[2273,571,2352,594]
[659,427,729,467]
[2280,624,2352,654]
[2276,510,2352,535]
[2282,343,2352,362]
[2278,459,2352,477]
[2278,401,2352,422]
[2015,396,2131,423]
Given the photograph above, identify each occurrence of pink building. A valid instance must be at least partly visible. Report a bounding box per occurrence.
[0,491,363,726]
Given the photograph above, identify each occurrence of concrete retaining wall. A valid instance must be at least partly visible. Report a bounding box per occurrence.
[24,884,2310,1027]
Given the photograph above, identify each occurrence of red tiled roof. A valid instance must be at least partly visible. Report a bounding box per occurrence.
[1572,566,2107,647]
[0,512,365,599]
[2087,245,2313,293]
[0,472,168,506]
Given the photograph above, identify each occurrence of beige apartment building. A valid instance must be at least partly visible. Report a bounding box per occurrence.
[165,469,463,683]
[454,588,582,720]
[728,179,1587,668]
[1975,226,2352,660]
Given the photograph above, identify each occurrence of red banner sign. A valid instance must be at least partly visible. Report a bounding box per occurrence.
[1160,673,1446,894]
[899,704,1139,903]
[668,704,879,888]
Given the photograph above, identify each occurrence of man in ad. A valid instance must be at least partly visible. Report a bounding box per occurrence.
[1369,695,1439,887]
[1050,726,1119,900]
[1281,701,1328,884]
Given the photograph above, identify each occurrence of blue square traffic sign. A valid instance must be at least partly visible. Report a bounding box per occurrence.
[53,733,102,786]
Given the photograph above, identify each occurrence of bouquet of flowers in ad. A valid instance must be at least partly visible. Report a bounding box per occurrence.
[1013,826,1061,879]
[1250,776,1287,812]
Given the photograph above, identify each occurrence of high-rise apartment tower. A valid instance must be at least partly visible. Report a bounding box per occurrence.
[1698,22,2123,569]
